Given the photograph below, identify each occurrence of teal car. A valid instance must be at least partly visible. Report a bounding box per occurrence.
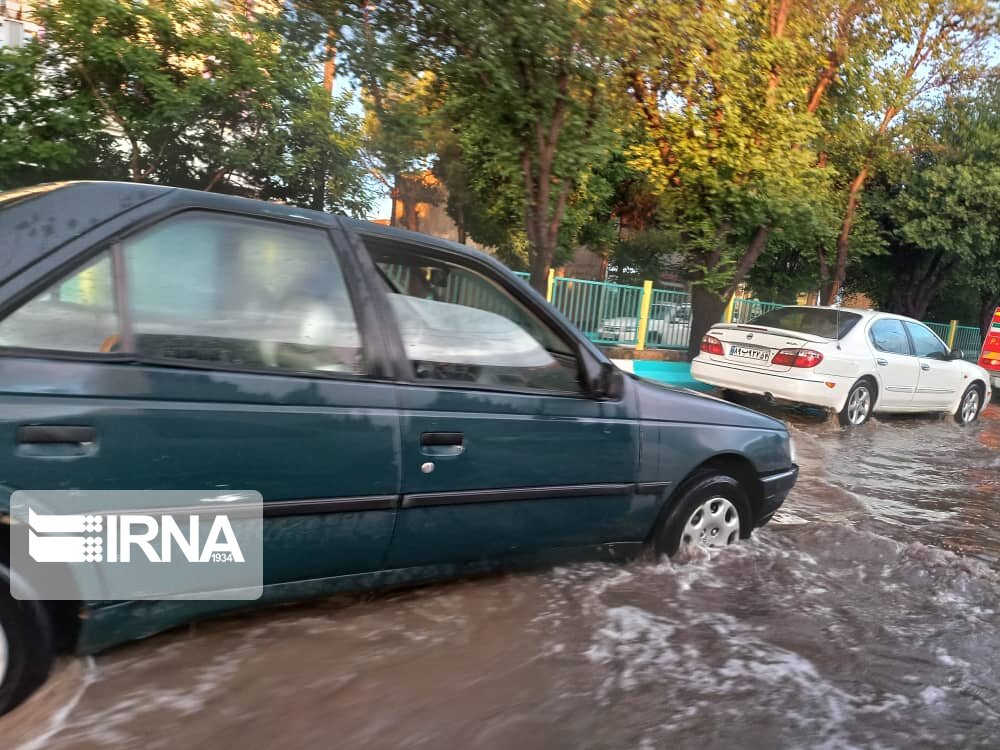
[0,182,797,714]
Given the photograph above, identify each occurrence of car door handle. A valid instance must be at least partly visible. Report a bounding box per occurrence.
[920,363,931,371]
[17,425,97,444]
[420,432,465,457]
[876,358,889,367]
[16,425,98,459]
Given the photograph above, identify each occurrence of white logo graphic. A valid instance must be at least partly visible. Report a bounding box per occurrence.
[27,508,244,564]
[28,509,103,562]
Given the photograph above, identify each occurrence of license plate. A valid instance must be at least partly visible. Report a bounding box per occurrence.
[729,344,771,362]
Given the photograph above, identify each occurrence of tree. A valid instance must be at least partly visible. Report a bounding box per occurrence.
[820,0,998,304]
[856,86,1000,322]
[0,42,123,188]
[619,0,843,355]
[0,0,371,214]
[361,0,623,293]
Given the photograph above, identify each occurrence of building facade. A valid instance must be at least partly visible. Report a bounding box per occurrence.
[0,0,39,48]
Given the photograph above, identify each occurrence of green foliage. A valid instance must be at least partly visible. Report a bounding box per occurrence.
[0,0,370,213]
[855,85,1000,320]
[0,42,122,188]
[621,0,838,294]
[352,0,624,288]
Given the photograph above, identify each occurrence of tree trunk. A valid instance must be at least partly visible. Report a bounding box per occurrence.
[826,164,869,305]
[389,175,399,228]
[687,285,729,360]
[323,29,337,93]
[528,248,553,296]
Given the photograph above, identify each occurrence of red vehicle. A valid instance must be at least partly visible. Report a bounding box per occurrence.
[978,307,1000,395]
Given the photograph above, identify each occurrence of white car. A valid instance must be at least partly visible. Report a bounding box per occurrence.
[599,303,689,345]
[691,306,992,426]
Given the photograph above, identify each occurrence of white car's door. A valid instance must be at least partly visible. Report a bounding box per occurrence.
[904,321,964,409]
[868,318,919,410]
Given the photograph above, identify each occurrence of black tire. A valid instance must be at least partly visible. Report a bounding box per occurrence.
[838,378,875,427]
[955,383,985,425]
[651,472,752,557]
[0,571,54,716]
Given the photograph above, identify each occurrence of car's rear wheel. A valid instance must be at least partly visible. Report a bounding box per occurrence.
[0,572,54,716]
[839,379,874,427]
[955,384,984,425]
[652,472,750,557]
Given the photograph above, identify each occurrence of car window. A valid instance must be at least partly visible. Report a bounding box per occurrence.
[0,253,120,352]
[870,319,911,355]
[122,213,364,373]
[750,307,861,338]
[363,235,581,393]
[904,322,949,360]
[0,212,365,375]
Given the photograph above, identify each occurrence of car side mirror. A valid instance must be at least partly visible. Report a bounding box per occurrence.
[595,362,624,400]
[948,349,965,361]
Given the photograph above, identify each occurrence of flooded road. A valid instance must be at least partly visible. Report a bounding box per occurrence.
[6,404,1000,749]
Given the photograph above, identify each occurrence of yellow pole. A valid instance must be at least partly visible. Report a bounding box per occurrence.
[636,280,654,351]
[545,268,555,302]
[947,320,958,349]
[724,293,738,324]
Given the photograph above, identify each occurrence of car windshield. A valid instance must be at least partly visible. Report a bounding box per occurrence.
[749,307,862,339]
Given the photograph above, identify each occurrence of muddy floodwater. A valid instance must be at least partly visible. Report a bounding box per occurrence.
[6,402,1000,750]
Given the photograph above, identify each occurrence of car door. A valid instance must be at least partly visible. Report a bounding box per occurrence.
[868,318,919,409]
[350,230,642,571]
[904,321,965,409]
[0,208,400,587]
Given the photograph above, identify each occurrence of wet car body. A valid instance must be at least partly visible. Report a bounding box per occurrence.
[0,182,797,710]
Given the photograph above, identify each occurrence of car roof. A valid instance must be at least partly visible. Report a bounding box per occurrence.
[0,180,503,286]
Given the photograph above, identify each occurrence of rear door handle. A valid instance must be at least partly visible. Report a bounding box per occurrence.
[920,363,931,371]
[17,425,97,444]
[420,432,465,457]
[16,425,98,459]
[876,358,889,367]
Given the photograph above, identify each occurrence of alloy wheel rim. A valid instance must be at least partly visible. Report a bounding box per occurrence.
[848,386,871,425]
[680,496,740,552]
[962,391,980,423]
[0,620,7,689]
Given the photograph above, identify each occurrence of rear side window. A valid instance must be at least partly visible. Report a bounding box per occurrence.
[904,322,948,360]
[0,253,118,352]
[0,212,365,375]
[870,319,911,355]
[750,307,861,339]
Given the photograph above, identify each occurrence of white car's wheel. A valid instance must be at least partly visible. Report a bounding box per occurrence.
[839,379,874,427]
[955,384,984,425]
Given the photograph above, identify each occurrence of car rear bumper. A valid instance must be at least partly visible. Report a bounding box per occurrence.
[756,465,798,526]
[691,358,848,410]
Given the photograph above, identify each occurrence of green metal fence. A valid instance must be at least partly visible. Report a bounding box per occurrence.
[645,288,692,349]
[953,325,983,361]
[731,299,786,324]
[922,322,950,342]
[550,276,645,345]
